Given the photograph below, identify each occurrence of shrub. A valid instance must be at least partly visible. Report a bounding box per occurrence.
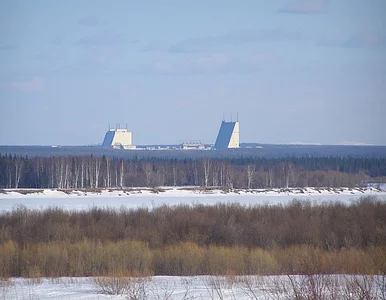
[101,240,153,275]
[154,242,204,275]
[205,246,248,275]
[248,248,279,275]
[93,272,151,297]
[0,240,18,278]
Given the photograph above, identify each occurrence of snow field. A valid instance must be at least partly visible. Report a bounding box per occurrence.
[1,275,385,300]
[1,188,385,299]
[0,187,385,212]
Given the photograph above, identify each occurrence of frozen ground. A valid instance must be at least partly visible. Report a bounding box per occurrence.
[1,275,385,300]
[0,187,385,212]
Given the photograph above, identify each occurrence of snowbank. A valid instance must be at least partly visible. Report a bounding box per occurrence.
[1,275,385,300]
[1,186,385,198]
[0,187,385,212]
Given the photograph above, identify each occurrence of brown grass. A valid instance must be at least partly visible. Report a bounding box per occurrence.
[0,240,384,278]
[0,198,385,278]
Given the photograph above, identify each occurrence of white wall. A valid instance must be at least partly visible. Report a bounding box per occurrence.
[228,121,239,148]
[103,129,135,149]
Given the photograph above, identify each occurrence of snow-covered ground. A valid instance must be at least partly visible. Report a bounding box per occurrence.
[1,275,385,300]
[1,189,385,299]
[0,187,385,212]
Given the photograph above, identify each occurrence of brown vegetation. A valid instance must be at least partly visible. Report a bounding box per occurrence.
[0,197,385,278]
[1,197,384,249]
[93,273,152,296]
[0,240,385,278]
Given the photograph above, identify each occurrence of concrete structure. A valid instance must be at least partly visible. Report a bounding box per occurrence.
[102,128,136,149]
[181,141,205,150]
[213,121,240,149]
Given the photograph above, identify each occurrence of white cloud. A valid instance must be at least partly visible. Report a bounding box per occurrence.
[153,54,232,75]
[142,52,271,75]
[75,47,121,71]
[35,48,66,61]
[288,141,322,145]
[279,0,328,14]
[224,29,304,43]
[75,30,122,46]
[144,29,304,54]
[344,31,386,48]
[151,61,175,74]
[338,141,372,146]
[10,77,45,92]
[0,44,18,51]
[142,41,170,52]
[317,31,386,49]
[78,16,100,26]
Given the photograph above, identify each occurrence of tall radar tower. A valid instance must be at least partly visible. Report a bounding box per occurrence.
[213,120,239,149]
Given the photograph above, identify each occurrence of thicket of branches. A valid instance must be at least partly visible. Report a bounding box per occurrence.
[1,154,385,189]
[0,198,385,278]
[1,197,385,250]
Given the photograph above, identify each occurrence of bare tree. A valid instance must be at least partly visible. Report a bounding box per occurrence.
[94,158,101,188]
[80,158,85,189]
[14,159,23,188]
[144,163,152,187]
[73,158,80,189]
[246,165,254,189]
[119,159,124,188]
[6,160,12,188]
[55,158,64,189]
[226,165,235,189]
[105,157,111,188]
[201,158,212,187]
[171,162,178,186]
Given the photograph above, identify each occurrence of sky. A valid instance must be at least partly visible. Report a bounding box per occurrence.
[0,0,385,146]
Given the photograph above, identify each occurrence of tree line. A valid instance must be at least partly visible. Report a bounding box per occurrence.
[0,154,385,189]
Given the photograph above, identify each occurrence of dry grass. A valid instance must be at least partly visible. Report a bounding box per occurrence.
[93,273,152,297]
[1,199,385,278]
[0,240,384,277]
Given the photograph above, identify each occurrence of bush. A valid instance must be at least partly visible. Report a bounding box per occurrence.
[93,273,151,297]
[154,242,204,275]
[0,240,18,278]
[206,246,249,275]
[248,248,279,275]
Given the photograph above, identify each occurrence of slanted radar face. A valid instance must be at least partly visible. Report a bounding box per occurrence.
[214,121,239,149]
[102,129,136,150]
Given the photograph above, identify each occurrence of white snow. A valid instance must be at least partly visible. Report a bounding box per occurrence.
[0,187,385,212]
[1,189,385,299]
[1,275,384,300]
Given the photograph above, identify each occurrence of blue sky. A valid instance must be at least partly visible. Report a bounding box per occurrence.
[1,0,385,146]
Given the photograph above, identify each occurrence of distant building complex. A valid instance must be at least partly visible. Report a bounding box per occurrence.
[181,141,205,150]
[102,127,136,149]
[214,121,240,149]
[102,118,240,150]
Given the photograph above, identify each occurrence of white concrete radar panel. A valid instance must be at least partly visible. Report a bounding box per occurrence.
[102,128,136,149]
[214,121,239,149]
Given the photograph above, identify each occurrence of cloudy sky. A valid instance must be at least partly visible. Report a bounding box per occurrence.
[1,0,385,146]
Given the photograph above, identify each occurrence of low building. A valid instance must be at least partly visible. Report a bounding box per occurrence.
[181,141,205,150]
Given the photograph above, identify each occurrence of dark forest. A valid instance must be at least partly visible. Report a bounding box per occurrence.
[1,154,385,189]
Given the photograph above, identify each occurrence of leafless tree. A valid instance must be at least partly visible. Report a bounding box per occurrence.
[246,165,254,189]
[119,159,125,188]
[201,158,212,187]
